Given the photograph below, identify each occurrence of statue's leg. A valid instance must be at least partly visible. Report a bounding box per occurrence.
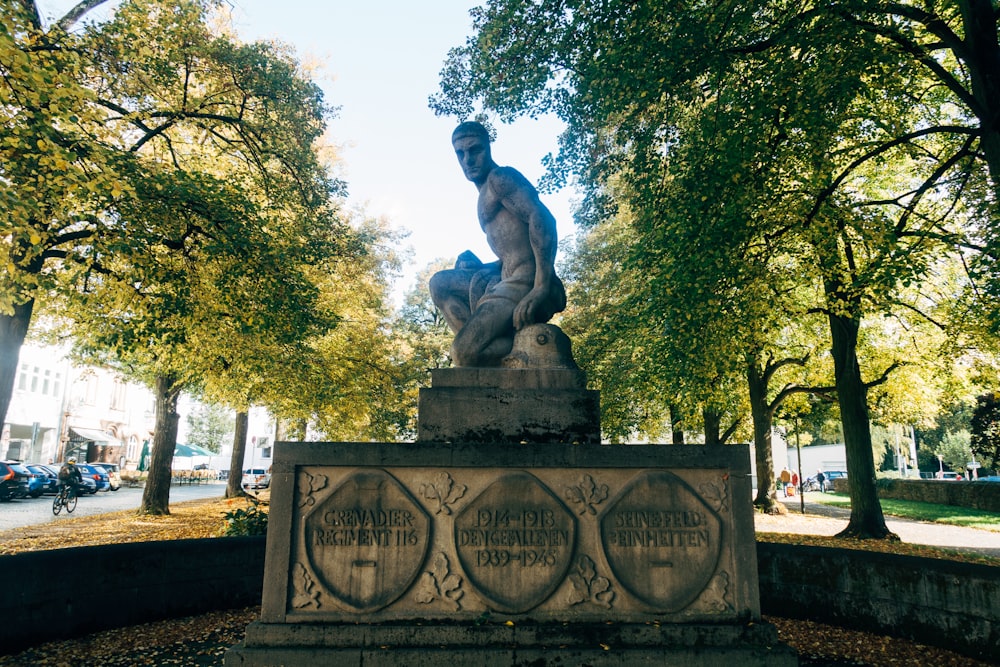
[450,299,516,367]
[430,268,476,333]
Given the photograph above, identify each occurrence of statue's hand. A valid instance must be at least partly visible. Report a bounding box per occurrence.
[514,278,566,329]
[513,287,547,330]
[454,250,483,270]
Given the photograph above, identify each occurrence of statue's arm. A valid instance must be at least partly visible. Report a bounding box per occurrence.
[491,168,559,289]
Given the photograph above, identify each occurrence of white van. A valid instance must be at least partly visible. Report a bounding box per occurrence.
[242,468,270,489]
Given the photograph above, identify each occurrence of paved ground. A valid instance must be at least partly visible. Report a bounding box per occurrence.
[0,482,227,532]
[758,492,1000,558]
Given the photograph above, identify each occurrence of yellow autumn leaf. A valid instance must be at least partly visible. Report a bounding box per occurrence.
[29,233,41,244]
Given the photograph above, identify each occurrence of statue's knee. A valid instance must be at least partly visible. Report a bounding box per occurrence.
[429,271,447,300]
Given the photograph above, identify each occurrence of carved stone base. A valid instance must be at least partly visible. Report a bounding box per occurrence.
[225,441,796,666]
[417,368,600,444]
[227,620,797,666]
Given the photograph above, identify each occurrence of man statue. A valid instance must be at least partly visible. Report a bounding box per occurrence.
[430,121,566,367]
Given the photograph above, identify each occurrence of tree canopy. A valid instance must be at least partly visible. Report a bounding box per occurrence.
[433,0,1000,537]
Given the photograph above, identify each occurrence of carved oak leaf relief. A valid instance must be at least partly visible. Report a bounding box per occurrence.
[566,554,615,609]
[297,470,329,509]
[563,474,609,515]
[291,562,321,609]
[688,571,732,614]
[699,475,729,514]
[414,552,464,610]
[419,471,467,515]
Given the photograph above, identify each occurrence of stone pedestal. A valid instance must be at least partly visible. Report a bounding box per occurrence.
[418,368,600,444]
[225,442,797,666]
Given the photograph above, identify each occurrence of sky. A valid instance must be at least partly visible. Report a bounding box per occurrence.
[225,0,576,294]
[39,0,577,299]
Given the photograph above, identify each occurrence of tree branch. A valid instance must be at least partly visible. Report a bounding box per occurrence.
[55,0,114,32]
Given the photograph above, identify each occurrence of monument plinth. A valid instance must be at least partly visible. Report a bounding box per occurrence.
[226,441,796,666]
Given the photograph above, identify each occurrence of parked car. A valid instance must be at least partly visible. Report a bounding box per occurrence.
[77,463,110,492]
[974,476,1000,482]
[0,461,30,501]
[937,471,962,480]
[242,468,270,489]
[27,464,60,495]
[88,462,122,491]
[23,465,47,498]
[822,470,848,491]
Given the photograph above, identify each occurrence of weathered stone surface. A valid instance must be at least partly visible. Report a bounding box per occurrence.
[418,368,600,444]
[256,442,757,624]
[230,441,790,666]
[301,469,430,612]
[228,620,798,666]
[453,471,576,613]
[600,470,723,611]
[501,323,578,370]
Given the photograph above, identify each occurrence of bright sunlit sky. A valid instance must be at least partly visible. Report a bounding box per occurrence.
[39,0,577,299]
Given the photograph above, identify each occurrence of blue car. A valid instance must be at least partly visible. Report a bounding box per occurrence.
[27,464,60,495]
[24,466,47,498]
[77,463,110,492]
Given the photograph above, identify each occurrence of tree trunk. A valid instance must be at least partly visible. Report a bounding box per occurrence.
[0,300,35,427]
[828,310,898,540]
[668,404,684,444]
[960,0,1000,200]
[139,373,181,515]
[226,410,249,499]
[748,359,781,513]
[703,408,722,446]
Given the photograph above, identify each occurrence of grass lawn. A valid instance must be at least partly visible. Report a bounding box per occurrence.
[813,493,1000,531]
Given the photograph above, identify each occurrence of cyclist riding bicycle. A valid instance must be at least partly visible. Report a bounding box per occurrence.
[58,457,84,497]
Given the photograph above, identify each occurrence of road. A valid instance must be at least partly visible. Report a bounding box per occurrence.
[0,482,227,533]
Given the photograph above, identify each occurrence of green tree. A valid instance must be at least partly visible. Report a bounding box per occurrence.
[971,392,1000,470]
[936,429,973,474]
[185,402,234,454]
[36,0,361,514]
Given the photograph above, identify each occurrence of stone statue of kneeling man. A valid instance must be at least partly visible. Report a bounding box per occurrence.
[430,121,568,368]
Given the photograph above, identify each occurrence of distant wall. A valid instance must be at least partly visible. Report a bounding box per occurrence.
[870,478,1000,512]
[1,537,997,664]
[0,536,265,655]
[757,542,1000,663]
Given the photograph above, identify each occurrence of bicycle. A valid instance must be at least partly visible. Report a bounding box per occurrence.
[52,484,77,515]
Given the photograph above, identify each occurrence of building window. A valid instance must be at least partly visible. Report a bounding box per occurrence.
[83,374,99,405]
[15,364,61,397]
[110,379,126,410]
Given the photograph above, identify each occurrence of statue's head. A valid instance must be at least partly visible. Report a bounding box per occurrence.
[452,121,494,185]
[451,121,491,145]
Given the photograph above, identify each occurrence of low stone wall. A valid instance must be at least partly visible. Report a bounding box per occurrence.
[1,537,997,663]
[757,542,1000,663]
[872,478,1000,512]
[0,536,265,655]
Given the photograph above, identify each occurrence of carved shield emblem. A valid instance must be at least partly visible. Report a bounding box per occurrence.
[599,470,722,611]
[454,471,576,613]
[303,469,430,612]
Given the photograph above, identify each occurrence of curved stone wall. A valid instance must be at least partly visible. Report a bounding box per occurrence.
[0,537,996,663]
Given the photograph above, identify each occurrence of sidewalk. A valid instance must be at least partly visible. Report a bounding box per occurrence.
[754,492,1000,558]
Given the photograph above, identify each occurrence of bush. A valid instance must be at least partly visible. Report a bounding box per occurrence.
[221,496,268,536]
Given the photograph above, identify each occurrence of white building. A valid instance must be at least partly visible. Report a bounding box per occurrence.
[3,343,274,473]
